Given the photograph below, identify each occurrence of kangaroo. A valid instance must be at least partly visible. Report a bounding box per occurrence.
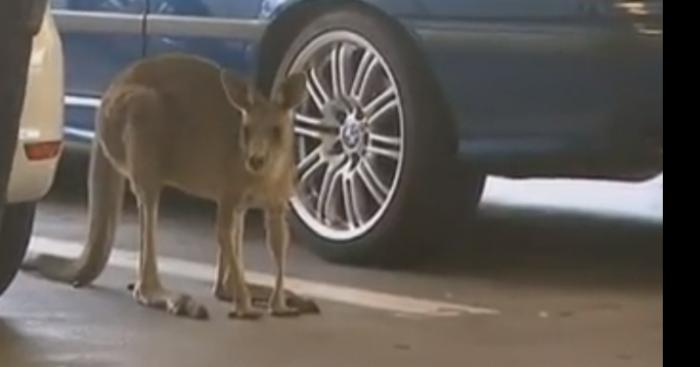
[22,53,319,319]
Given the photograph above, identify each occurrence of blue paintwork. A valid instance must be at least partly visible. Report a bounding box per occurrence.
[146,0,257,76]
[52,0,145,135]
[53,0,662,179]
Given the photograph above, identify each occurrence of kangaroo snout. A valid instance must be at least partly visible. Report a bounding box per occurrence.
[247,155,266,172]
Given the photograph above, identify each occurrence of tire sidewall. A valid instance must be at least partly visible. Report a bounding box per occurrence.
[0,203,36,296]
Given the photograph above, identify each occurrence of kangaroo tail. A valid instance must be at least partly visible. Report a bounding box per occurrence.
[22,127,125,287]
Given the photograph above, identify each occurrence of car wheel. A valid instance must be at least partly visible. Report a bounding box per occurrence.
[272,5,485,265]
[0,203,36,296]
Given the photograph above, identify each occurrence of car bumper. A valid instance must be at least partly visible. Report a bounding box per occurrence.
[7,7,64,204]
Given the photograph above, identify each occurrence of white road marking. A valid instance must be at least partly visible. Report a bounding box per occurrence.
[28,236,500,318]
[482,175,663,221]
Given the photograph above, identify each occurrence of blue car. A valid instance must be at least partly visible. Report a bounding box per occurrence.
[52,0,663,264]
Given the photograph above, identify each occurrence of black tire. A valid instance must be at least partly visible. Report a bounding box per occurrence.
[273,5,485,266]
[0,203,36,296]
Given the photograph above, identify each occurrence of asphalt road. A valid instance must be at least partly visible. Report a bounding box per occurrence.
[0,152,663,367]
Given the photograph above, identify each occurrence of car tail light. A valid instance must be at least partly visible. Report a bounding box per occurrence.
[24,140,62,160]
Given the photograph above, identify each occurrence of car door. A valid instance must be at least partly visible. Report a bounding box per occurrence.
[145,0,265,78]
[51,0,147,140]
[409,0,662,151]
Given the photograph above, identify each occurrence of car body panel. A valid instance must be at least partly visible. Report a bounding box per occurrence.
[51,0,145,138]
[403,2,662,178]
[54,0,662,180]
[145,0,261,76]
[7,6,65,203]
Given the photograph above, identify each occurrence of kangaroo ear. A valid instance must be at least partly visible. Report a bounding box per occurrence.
[220,69,253,111]
[275,73,307,110]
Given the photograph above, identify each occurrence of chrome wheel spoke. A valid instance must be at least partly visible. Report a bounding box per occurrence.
[329,44,345,98]
[368,132,401,148]
[342,174,364,228]
[357,159,389,204]
[316,157,346,220]
[350,50,379,101]
[294,126,323,139]
[366,130,401,160]
[295,113,339,140]
[367,97,398,125]
[297,147,324,186]
[366,146,400,160]
[287,32,405,240]
[295,113,322,125]
[296,136,306,161]
[337,44,349,97]
[364,86,396,117]
[306,67,330,112]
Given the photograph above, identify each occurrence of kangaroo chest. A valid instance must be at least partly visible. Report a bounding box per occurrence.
[237,172,295,209]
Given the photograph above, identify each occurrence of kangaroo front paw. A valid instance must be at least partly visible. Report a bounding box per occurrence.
[269,292,300,317]
[270,304,301,317]
[168,295,209,320]
[287,296,321,315]
[248,284,320,315]
[132,284,209,320]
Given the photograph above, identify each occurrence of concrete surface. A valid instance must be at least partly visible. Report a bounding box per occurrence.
[0,153,663,366]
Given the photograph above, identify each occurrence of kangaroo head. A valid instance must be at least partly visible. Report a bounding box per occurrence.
[220,70,307,175]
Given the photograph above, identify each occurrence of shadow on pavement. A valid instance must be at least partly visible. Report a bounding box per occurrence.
[50,148,662,293]
[416,203,662,292]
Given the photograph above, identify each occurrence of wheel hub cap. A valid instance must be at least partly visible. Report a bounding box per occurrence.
[341,119,364,151]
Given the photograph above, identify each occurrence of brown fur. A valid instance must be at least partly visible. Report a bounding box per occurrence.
[23,53,317,319]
